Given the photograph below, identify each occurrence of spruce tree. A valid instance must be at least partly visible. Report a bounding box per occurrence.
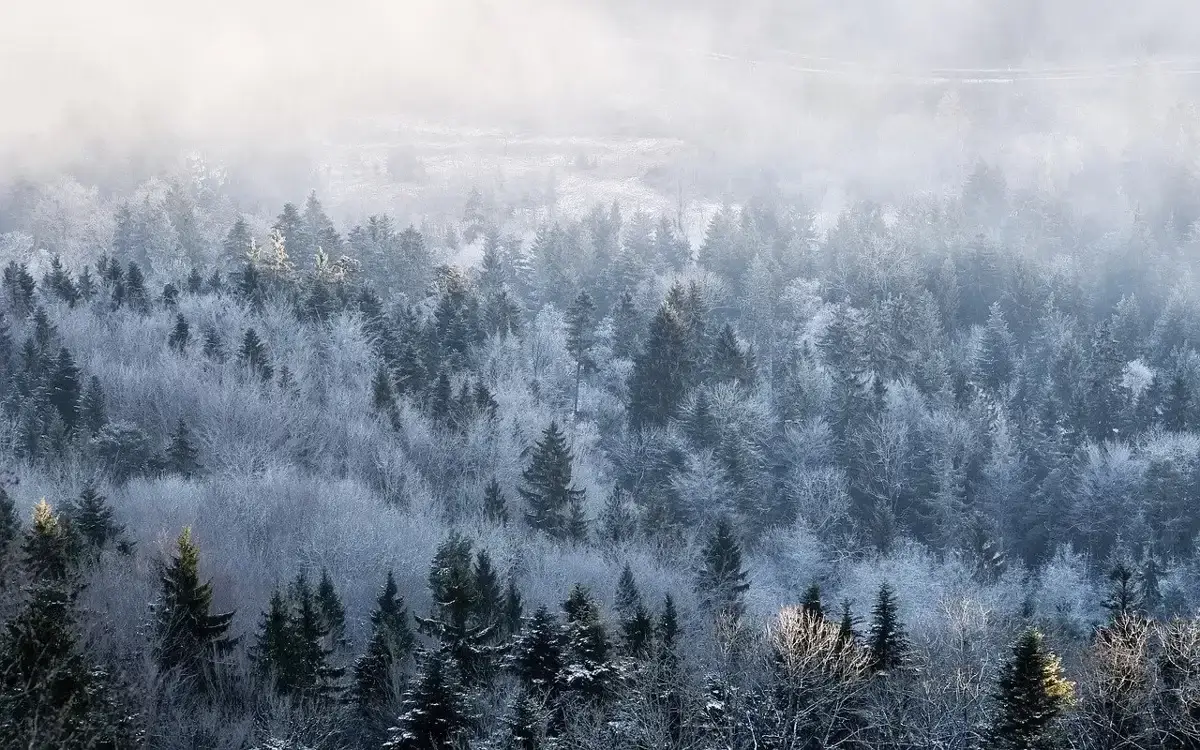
[79,376,107,434]
[801,583,824,621]
[503,576,524,638]
[0,486,17,567]
[599,484,636,545]
[385,652,471,750]
[239,328,273,382]
[316,568,347,648]
[66,484,123,553]
[202,326,225,363]
[696,517,750,622]
[222,215,252,267]
[658,594,680,659]
[837,599,859,649]
[566,290,596,417]
[711,323,754,386]
[48,347,82,432]
[125,261,149,313]
[24,500,74,581]
[505,690,546,750]
[166,419,202,478]
[371,363,397,416]
[153,528,236,691]
[1102,558,1142,622]
[287,571,344,701]
[353,571,415,714]
[628,302,690,429]
[474,550,504,632]
[483,478,508,525]
[559,584,615,700]
[519,421,586,540]
[867,582,909,674]
[614,563,642,620]
[987,629,1073,750]
[511,604,564,694]
[254,590,293,690]
[168,313,190,353]
[416,533,494,685]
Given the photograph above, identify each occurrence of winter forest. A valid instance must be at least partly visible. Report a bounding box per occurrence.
[9,2,1200,749]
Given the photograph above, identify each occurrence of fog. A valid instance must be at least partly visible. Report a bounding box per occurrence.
[6,0,1200,199]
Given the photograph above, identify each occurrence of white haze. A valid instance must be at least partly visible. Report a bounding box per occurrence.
[3,0,1200,199]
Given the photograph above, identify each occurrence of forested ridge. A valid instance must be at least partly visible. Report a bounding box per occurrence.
[3,163,1200,749]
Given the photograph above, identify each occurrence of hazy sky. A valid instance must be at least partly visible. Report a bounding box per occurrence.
[3,0,1199,186]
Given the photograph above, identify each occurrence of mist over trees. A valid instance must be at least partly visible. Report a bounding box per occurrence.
[6,77,1200,747]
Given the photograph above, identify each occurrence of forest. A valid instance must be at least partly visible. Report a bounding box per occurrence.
[2,151,1200,750]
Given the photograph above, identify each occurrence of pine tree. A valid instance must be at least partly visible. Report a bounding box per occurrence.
[240,328,273,382]
[202,326,225,362]
[66,484,123,553]
[1102,559,1141,622]
[559,584,615,700]
[622,603,655,659]
[254,590,293,690]
[483,478,508,525]
[153,528,236,691]
[24,500,74,581]
[0,486,17,567]
[599,485,636,545]
[48,347,82,432]
[371,363,397,417]
[628,302,691,429]
[614,564,642,620]
[710,323,754,386]
[801,583,824,621]
[696,517,750,622]
[658,594,680,659]
[168,313,190,353]
[511,605,564,694]
[416,533,495,686]
[566,290,596,417]
[286,572,344,701]
[316,568,346,648]
[503,576,523,638]
[837,600,859,649]
[222,215,252,268]
[474,549,504,632]
[353,571,415,713]
[867,582,908,674]
[166,419,202,478]
[384,652,471,750]
[79,375,107,433]
[987,629,1073,750]
[505,690,546,750]
[125,261,149,313]
[519,422,586,540]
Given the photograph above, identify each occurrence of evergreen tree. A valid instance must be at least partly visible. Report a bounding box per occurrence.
[416,533,495,686]
[166,419,201,478]
[696,517,750,622]
[239,328,273,382]
[505,690,546,750]
[316,568,347,648]
[511,605,564,694]
[987,629,1073,750]
[1102,559,1141,621]
[559,584,615,700]
[519,421,586,540]
[628,302,690,429]
[286,572,344,701]
[1163,372,1191,431]
[502,576,523,638]
[385,652,471,750]
[66,484,123,553]
[710,323,754,386]
[24,500,74,581]
[48,347,82,432]
[837,599,859,649]
[0,486,17,567]
[614,563,642,620]
[658,594,680,658]
[254,590,293,689]
[801,583,824,621]
[79,375,107,433]
[371,363,397,417]
[161,282,179,309]
[867,582,908,674]
[222,216,252,268]
[474,549,504,632]
[599,484,636,545]
[125,261,149,313]
[168,313,190,353]
[566,290,597,417]
[153,528,236,691]
[353,571,415,714]
[202,326,225,362]
[483,478,508,525]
